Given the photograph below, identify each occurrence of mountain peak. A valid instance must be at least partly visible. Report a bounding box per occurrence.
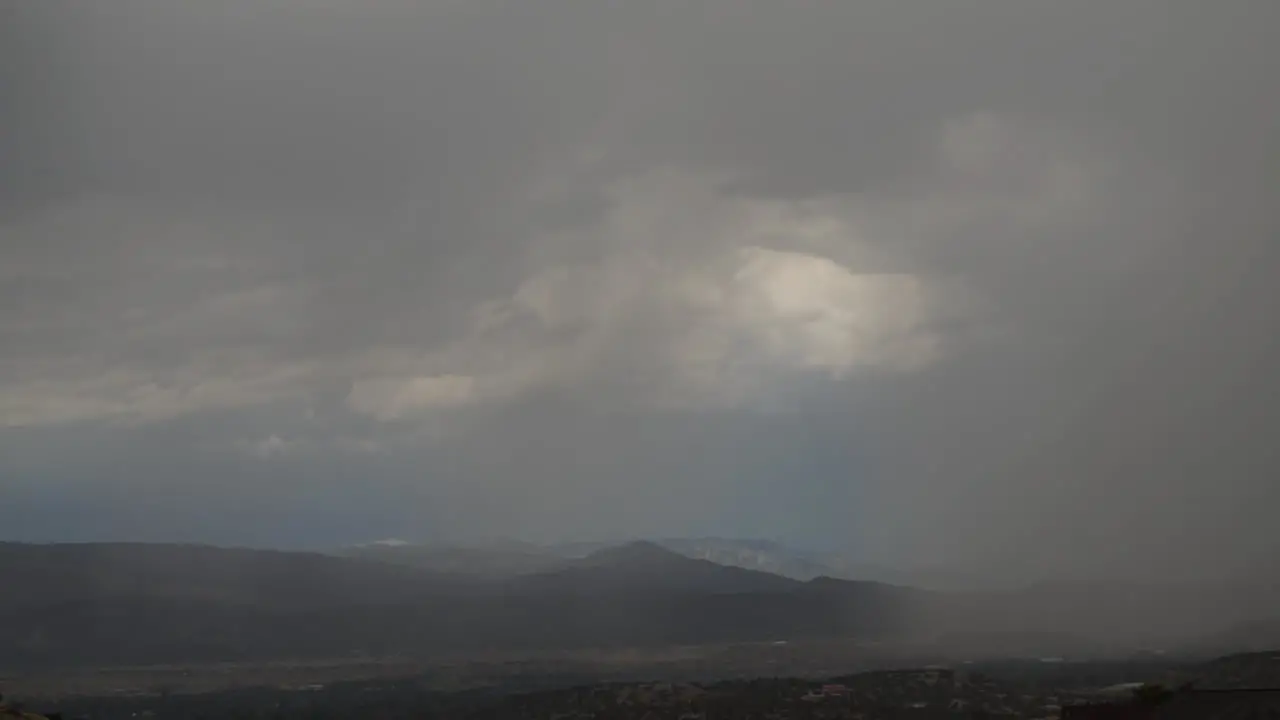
[583,540,685,567]
[523,540,801,595]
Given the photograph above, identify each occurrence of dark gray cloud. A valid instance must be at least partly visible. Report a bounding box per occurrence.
[2,0,1278,585]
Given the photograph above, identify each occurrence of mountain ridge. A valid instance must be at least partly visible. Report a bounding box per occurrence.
[0,541,920,669]
[6,540,1279,670]
[339,536,986,591]
[512,540,805,596]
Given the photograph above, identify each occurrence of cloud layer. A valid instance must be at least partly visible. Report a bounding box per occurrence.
[3,1,1278,584]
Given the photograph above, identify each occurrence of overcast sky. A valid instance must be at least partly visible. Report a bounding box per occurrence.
[3,1,1278,584]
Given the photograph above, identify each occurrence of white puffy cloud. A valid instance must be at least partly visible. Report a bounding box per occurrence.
[0,357,317,428]
[1,111,1096,432]
[6,0,1279,580]
[245,433,290,458]
[346,374,476,421]
[723,247,936,375]
[342,168,948,421]
[341,111,1096,423]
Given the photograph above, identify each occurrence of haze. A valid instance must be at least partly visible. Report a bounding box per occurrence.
[3,1,1278,588]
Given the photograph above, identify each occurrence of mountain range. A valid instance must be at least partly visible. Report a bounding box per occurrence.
[0,540,920,669]
[3,539,1279,670]
[338,537,983,591]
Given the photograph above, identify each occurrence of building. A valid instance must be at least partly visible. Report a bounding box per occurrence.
[820,684,849,697]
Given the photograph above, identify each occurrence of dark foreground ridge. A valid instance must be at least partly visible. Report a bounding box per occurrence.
[8,652,1280,720]
[1063,688,1280,719]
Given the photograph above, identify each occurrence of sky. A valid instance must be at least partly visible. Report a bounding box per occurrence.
[2,1,1278,585]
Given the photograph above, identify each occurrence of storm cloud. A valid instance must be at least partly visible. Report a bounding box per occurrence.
[2,1,1278,585]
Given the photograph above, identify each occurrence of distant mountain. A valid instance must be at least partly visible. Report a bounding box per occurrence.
[654,538,834,581]
[8,541,1272,670]
[653,537,983,591]
[338,540,565,577]
[334,537,981,590]
[579,539,687,567]
[1191,650,1280,689]
[0,541,477,609]
[514,541,801,595]
[495,542,923,652]
[0,542,490,668]
[0,541,922,669]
